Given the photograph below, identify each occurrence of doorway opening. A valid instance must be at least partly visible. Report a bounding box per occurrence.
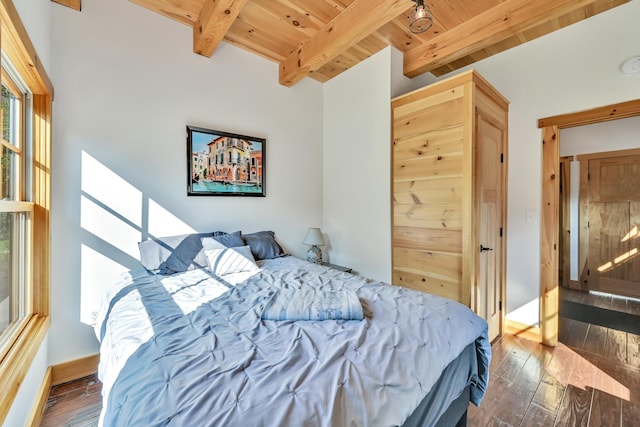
[538,99,640,346]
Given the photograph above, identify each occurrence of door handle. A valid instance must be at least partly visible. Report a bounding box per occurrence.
[480,244,493,252]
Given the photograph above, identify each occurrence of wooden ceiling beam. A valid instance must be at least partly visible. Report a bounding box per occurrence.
[279,0,413,87]
[51,0,81,11]
[193,0,250,57]
[403,0,604,78]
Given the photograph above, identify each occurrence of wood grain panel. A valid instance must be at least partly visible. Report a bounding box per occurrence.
[540,125,560,346]
[392,70,506,321]
[393,203,462,230]
[504,318,542,342]
[392,126,464,162]
[393,152,463,182]
[129,0,200,26]
[539,98,640,129]
[27,366,52,427]
[392,269,460,301]
[392,98,464,141]
[588,202,629,286]
[51,0,81,11]
[403,0,605,77]
[392,226,462,252]
[579,158,589,290]
[559,158,572,288]
[393,176,463,205]
[594,155,640,202]
[126,0,628,85]
[392,86,464,119]
[250,0,326,35]
[193,0,251,57]
[51,354,100,386]
[630,202,640,286]
[392,248,461,283]
[278,0,411,86]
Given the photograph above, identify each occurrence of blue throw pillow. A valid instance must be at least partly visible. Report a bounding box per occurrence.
[139,232,215,274]
[212,230,244,248]
[242,231,286,260]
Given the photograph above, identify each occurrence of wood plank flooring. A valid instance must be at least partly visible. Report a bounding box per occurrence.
[40,374,101,427]
[41,288,640,426]
[469,288,640,426]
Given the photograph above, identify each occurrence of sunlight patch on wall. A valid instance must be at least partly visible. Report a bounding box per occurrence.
[80,244,129,325]
[506,297,539,327]
[80,195,140,258]
[81,151,143,226]
[148,198,195,237]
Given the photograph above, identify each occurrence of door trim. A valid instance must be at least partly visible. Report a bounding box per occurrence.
[538,98,640,346]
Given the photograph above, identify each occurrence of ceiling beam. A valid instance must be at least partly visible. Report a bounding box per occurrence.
[279,0,413,87]
[193,0,250,57]
[404,0,604,78]
[51,0,81,11]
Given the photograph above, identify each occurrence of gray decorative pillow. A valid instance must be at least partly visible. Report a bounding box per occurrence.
[242,231,286,260]
[138,232,217,274]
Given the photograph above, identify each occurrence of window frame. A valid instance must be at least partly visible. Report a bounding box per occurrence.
[0,0,53,423]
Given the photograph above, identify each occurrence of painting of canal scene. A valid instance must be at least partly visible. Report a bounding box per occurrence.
[187,126,265,196]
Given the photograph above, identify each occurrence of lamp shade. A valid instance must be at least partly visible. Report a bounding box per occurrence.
[303,228,325,246]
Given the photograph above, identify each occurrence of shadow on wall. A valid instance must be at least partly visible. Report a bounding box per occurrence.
[79,150,197,326]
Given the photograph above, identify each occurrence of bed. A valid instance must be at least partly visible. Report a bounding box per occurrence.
[94,231,491,426]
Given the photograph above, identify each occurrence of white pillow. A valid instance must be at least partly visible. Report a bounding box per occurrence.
[203,245,259,276]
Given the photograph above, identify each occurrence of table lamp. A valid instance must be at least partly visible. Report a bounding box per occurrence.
[303,227,325,263]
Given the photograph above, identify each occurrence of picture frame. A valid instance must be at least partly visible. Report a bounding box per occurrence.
[187,125,265,197]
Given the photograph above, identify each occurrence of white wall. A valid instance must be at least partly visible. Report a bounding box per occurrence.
[322,48,394,282]
[5,1,53,424]
[561,116,640,280]
[49,0,323,365]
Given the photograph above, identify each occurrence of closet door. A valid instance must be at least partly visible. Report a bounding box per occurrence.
[476,112,505,342]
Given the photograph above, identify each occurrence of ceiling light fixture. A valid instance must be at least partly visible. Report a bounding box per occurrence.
[620,55,640,75]
[409,0,433,34]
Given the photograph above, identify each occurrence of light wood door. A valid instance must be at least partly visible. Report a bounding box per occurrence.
[584,154,640,298]
[476,114,504,342]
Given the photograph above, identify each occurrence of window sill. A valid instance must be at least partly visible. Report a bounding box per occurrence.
[0,314,50,424]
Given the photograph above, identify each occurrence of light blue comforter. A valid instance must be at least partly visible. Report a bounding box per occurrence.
[95,256,490,426]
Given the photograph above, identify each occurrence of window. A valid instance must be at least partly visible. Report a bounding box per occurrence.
[0,1,53,423]
[0,58,32,348]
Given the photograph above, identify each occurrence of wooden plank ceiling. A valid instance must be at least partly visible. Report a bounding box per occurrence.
[56,0,628,86]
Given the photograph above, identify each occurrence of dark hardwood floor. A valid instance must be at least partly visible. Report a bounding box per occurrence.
[40,374,101,427]
[469,288,640,426]
[40,288,640,426]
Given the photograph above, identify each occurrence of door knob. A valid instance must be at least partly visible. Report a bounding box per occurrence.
[480,245,493,252]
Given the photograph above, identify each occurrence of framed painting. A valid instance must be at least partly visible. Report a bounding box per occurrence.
[187,125,265,197]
